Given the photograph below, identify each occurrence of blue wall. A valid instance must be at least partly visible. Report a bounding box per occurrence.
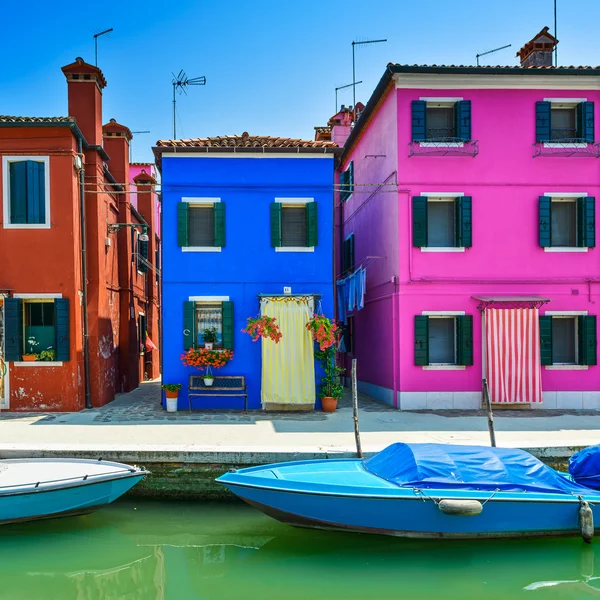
[161,155,335,410]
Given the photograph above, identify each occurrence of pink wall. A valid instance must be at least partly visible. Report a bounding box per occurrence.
[130,163,161,237]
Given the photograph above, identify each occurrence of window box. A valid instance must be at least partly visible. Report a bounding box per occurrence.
[413,195,472,249]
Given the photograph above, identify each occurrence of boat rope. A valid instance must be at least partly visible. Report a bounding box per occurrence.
[481,488,501,505]
[414,487,501,506]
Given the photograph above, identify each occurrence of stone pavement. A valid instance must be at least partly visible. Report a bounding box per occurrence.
[0,380,600,459]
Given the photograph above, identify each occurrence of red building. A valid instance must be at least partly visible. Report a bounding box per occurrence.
[0,58,160,411]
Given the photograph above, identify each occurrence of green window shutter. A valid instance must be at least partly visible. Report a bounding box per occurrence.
[4,298,23,361]
[344,234,355,273]
[26,160,45,224]
[183,301,196,350]
[270,202,282,247]
[222,301,234,350]
[348,161,354,195]
[455,196,472,248]
[536,101,551,142]
[54,298,70,361]
[577,101,595,143]
[539,196,552,247]
[137,238,149,273]
[177,202,189,247]
[455,100,471,141]
[213,202,226,247]
[456,315,474,366]
[539,315,553,366]
[306,201,318,247]
[412,196,428,247]
[340,169,350,202]
[9,161,27,224]
[412,100,427,142]
[414,315,429,366]
[579,315,597,366]
[577,196,596,248]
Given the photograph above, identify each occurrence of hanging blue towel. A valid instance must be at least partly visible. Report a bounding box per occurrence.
[347,272,357,312]
[357,267,367,310]
[336,280,347,324]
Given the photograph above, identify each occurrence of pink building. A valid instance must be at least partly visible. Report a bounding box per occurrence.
[337,29,598,411]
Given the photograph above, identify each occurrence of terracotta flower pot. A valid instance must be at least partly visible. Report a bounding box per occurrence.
[164,390,179,399]
[22,355,37,362]
[321,396,337,413]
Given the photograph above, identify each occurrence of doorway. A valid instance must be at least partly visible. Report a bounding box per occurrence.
[0,298,8,409]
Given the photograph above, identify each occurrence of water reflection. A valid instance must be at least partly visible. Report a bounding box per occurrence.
[0,500,598,599]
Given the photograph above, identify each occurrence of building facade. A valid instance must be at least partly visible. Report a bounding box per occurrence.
[0,58,160,411]
[155,135,338,410]
[338,32,599,410]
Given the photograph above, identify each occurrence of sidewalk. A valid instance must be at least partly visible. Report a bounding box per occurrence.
[0,380,599,459]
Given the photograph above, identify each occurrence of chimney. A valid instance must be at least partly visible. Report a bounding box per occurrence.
[62,57,107,146]
[517,26,558,67]
[102,118,132,186]
[328,106,354,147]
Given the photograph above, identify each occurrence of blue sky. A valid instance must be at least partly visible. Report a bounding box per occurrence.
[2,0,599,163]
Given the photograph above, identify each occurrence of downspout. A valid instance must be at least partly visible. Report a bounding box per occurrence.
[77,138,92,409]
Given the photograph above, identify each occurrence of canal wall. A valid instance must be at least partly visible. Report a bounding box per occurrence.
[0,447,585,499]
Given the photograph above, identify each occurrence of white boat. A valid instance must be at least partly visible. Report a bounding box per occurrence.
[0,458,146,525]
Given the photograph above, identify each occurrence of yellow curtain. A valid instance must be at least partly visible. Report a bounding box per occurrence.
[261,297,315,406]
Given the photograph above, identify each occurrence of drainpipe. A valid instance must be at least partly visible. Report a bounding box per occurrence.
[77,139,92,409]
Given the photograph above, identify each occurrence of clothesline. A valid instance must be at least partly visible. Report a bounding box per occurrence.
[337,256,384,281]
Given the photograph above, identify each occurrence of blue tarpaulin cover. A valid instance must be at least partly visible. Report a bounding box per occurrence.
[569,445,600,490]
[364,443,592,494]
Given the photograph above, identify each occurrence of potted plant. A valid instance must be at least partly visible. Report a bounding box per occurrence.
[38,347,55,362]
[162,383,182,413]
[22,336,39,362]
[201,327,218,350]
[242,315,282,343]
[202,371,214,387]
[181,348,234,388]
[316,346,344,413]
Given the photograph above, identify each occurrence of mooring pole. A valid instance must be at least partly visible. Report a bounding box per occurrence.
[352,359,363,458]
[482,378,496,447]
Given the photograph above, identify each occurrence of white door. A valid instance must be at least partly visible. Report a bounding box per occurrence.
[0,300,8,409]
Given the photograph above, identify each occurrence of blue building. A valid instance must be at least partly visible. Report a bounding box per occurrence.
[154,134,339,410]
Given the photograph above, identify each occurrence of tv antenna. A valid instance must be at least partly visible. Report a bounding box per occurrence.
[93,28,113,66]
[172,70,206,140]
[352,38,387,107]
[130,130,151,163]
[476,43,511,66]
[335,81,362,113]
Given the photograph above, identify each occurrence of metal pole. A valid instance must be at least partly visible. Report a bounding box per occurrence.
[173,84,176,140]
[352,359,363,458]
[352,42,356,108]
[95,38,98,66]
[482,378,496,447]
[554,0,558,66]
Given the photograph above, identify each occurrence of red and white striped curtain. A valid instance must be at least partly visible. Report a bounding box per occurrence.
[486,308,542,404]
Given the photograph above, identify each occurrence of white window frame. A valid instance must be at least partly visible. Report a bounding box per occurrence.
[2,156,51,229]
[419,192,466,252]
[544,310,589,370]
[421,310,466,370]
[13,293,63,367]
[543,192,588,253]
[542,99,589,149]
[419,98,464,148]
[274,198,315,253]
[181,197,222,253]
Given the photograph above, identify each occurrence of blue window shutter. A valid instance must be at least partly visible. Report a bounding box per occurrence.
[26,161,45,224]
[456,196,472,248]
[4,298,23,361]
[412,100,427,141]
[222,301,234,350]
[214,202,226,247]
[9,162,27,224]
[456,315,473,366]
[455,100,472,141]
[177,202,189,247]
[536,101,551,142]
[54,298,70,361]
[270,202,282,247]
[183,301,196,350]
[579,315,597,366]
[412,196,428,247]
[306,201,318,247]
[577,101,595,142]
[414,315,429,366]
[539,316,553,366]
[539,196,552,247]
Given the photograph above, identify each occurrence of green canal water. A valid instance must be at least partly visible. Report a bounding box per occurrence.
[1,499,599,600]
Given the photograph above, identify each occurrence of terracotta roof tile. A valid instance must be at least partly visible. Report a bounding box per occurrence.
[0,115,75,124]
[388,63,600,70]
[156,132,337,148]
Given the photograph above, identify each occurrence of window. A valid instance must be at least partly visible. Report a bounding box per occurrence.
[2,156,50,228]
[138,313,147,354]
[540,314,597,367]
[551,106,577,141]
[2,297,70,362]
[271,200,318,249]
[343,316,354,354]
[412,196,472,249]
[177,200,225,249]
[340,162,354,202]
[536,101,595,143]
[414,314,473,367]
[137,234,149,274]
[343,234,355,273]
[183,299,234,350]
[412,100,471,143]
[539,196,595,249]
[426,106,455,140]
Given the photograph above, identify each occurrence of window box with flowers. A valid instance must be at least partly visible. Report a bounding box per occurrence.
[181,347,234,387]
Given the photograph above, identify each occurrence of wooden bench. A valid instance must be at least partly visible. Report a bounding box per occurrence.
[188,375,248,411]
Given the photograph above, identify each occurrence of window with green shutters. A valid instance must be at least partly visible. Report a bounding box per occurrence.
[343,234,355,274]
[177,201,225,248]
[412,196,472,248]
[412,100,472,142]
[2,297,69,362]
[271,201,318,248]
[536,101,595,143]
[414,314,473,367]
[540,314,597,366]
[3,157,49,227]
[183,300,234,351]
[137,235,149,274]
[539,196,595,248]
[340,162,354,202]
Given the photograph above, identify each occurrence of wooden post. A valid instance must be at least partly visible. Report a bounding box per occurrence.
[482,378,496,447]
[352,359,363,458]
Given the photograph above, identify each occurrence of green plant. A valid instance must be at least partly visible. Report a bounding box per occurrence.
[315,346,345,400]
[37,348,55,362]
[25,336,39,355]
[201,327,218,344]
[201,373,214,380]
[161,383,182,392]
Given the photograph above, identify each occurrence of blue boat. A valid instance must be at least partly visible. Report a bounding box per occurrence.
[0,458,146,525]
[217,443,600,540]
